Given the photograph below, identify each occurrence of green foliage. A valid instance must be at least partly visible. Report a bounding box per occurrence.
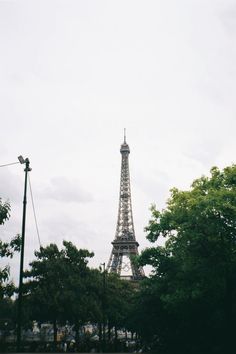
[0,235,21,259]
[22,242,136,346]
[23,241,95,326]
[0,199,21,335]
[0,297,16,330]
[0,199,21,298]
[0,251,135,349]
[133,165,236,354]
[0,198,10,225]
[105,273,134,329]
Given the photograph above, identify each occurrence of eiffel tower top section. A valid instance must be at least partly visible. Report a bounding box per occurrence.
[120,128,130,154]
[115,130,136,243]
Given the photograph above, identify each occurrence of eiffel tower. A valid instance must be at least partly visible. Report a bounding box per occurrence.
[107,131,145,280]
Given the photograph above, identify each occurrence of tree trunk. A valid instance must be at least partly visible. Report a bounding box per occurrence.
[53,319,57,349]
[225,274,233,354]
[98,322,102,352]
[108,321,111,341]
[114,326,118,352]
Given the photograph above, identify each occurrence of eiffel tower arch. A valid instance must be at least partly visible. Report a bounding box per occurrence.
[107,132,145,280]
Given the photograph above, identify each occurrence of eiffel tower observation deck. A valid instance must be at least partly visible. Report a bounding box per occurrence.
[107,131,145,280]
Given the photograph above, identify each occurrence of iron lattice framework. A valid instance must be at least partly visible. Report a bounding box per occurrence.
[107,134,145,280]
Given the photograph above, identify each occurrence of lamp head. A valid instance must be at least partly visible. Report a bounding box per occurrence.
[18,155,25,164]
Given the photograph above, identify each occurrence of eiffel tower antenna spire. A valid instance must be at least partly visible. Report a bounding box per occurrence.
[107,133,145,280]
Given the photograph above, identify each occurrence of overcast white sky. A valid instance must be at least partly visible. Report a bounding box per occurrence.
[0,0,236,281]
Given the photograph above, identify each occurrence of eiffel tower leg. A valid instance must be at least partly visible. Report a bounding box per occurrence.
[107,251,113,271]
[117,254,123,275]
[131,262,139,279]
[130,256,145,279]
[109,254,120,274]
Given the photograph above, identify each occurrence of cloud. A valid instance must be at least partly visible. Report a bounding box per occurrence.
[41,212,96,246]
[40,176,93,203]
[0,167,22,204]
[184,139,221,167]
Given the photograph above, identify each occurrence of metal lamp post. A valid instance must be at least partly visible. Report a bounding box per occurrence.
[16,156,31,352]
[100,262,106,351]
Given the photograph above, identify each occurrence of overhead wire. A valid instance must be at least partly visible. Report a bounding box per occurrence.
[0,161,20,168]
[1,158,42,248]
[28,174,42,248]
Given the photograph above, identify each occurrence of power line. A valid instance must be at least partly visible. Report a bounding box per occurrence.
[0,161,20,168]
[28,174,42,247]
[0,158,42,247]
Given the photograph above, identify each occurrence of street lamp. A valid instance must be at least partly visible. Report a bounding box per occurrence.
[100,263,106,351]
[18,155,25,164]
[16,156,31,352]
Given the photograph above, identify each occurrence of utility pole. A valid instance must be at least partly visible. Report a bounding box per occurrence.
[100,262,106,352]
[17,156,31,352]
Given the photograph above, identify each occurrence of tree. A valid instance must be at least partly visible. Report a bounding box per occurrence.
[0,198,12,296]
[0,198,21,347]
[105,273,134,332]
[91,271,135,352]
[23,241,95,344]
[0,198,10,225]
[0,198,21,296]
[134,165,236,354]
